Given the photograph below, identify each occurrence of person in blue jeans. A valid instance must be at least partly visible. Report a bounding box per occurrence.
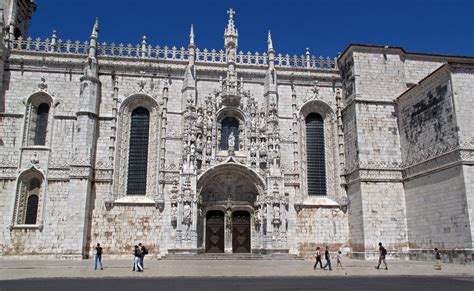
[323,246,332,270]
[94,243,103,270]
[133,245,143,272]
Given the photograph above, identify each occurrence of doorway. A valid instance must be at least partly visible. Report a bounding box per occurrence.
[205,210,225,253]
[232,211,251,253]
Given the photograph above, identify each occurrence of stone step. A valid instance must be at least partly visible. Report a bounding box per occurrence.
[164,253,303,261]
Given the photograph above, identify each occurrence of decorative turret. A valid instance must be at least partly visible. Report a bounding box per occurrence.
[182,24,197,111]
[220,8,242,107]
[264,31,278,117]
[84,18,99,78]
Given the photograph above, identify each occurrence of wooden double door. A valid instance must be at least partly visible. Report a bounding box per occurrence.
[205,210,251,253]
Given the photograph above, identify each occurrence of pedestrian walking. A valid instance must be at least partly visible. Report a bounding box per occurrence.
[375,242,388,270]
[313,246,323,270]
[434,248,442,270]
[133,245,143,272]
[94,243,103,270]
[323,246,332,270]
[336,250,343,268]
[139,243,148,269]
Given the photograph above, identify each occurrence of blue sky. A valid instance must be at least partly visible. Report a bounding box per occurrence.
[29,0,474,57]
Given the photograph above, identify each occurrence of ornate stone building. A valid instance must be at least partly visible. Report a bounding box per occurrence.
[0,2,472,262]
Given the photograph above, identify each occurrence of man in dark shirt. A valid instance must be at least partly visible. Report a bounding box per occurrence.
[323,246,332,270]
[94,243,103,270]
[375,242,388,270]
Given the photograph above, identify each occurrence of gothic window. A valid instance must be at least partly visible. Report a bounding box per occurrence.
[305,113,326,196]
[220,117,239,150]
[28,102,50,146]
[126,107,150,195]
[16,174,42,225]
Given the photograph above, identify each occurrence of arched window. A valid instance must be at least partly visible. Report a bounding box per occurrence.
[306,113,326,196]
[28,102,50,146]
[25,195,39,224]
[17,175,42,225]
[220,117,239,150]
[126,107,150,195]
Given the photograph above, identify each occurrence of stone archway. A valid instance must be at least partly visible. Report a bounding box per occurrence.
[197,161,264,253]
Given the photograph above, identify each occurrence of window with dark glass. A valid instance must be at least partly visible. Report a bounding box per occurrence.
[126,107,150,195]
[25,178,41,224]
[305,113,326,196]
[220,117,239,150]
[33,103,50,145]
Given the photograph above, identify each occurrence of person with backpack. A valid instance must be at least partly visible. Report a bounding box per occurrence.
[139,243,148,269]
[94,243,104,270]
[133,245,143,272]
[313,246,323,270]
[375,242,388,270]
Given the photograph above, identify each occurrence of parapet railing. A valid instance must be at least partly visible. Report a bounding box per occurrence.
[10,36,337,70]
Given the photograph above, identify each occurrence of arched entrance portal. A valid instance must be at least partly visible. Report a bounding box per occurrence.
[198,161,265,253]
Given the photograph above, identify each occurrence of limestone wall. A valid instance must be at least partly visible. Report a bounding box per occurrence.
[404,166,471,249]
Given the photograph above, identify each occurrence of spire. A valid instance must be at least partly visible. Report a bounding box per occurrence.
[224,8,238,51]
[91,17,99,38]
[88,17,99,59]
[267,30,274,52]
[189,24,195,48]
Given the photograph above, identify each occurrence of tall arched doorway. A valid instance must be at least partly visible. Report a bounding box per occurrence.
[197,161,265,254]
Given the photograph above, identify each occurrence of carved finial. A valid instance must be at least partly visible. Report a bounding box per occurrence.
[30,152,39,165]
[38,76,48,91]
[227,8,235,19]
[91,17,99,37]
[137,71,146,92]
[224,8,238,41]
[267,30,273,52]
[189,24,195,47]
[311,80,319,98]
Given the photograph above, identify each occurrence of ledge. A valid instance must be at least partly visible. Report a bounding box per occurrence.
[294,197,342,212]
[113,196,157,206]
[10,224,43,231]
[302,196,340,207]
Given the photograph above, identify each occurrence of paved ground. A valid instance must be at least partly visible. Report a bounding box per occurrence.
[1,277,474,291]
[0,257,472,280]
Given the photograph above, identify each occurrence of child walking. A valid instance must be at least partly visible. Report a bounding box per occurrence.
[336,250,343,268]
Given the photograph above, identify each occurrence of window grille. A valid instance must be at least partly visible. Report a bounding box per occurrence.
[34,103,49,145]
[126,107,150,195]
[220,117,239,150]
[305,113,326,195]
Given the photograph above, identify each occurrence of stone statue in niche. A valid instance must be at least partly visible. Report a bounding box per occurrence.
[228,132,235,149]
[259,113,266,132]
[273,204,280,219]
[205,136,212,156]
[183,203,192,225]
[207,112,213,131]
[196,109,204,130]
[250,114,257,130]
[259,140,267,157]
[196,134,203,154]
[171,204,177,223]
[250,141,257,157]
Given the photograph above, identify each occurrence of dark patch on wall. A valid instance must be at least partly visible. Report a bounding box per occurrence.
[400,83,456,155]
[340,57,354,98]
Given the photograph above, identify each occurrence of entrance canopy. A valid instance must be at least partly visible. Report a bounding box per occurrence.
[197,160,265,204]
